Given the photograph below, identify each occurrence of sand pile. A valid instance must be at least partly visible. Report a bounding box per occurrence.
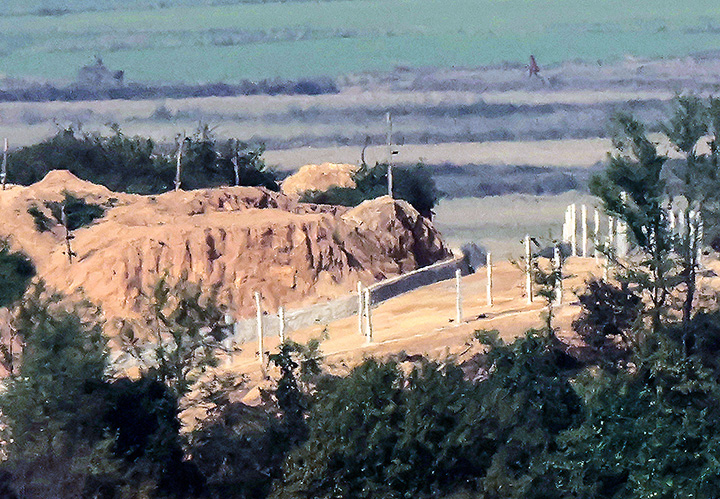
[281,162,358,197]
[0,171,451,325]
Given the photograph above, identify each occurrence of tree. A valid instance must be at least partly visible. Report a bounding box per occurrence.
[0,241,34,309]
[663,96,712,345]
[121,275,233,400]
[28,192,106,263]
[300,162,441,218]
[0,285,116,499]
[590,113,674,335]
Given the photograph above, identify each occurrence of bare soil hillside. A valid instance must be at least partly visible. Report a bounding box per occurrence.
[0,171,451,325]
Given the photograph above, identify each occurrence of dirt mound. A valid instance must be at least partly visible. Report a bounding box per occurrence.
[0,172,452,328]
[281,163,358,197]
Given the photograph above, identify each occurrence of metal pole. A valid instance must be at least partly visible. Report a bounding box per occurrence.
[174,136,183,192]
[581,204,588,258]
[386,112,393,198]
[1,138,7,191]
[455,268,463,323]
[486,252,493,307]
[571,204,577,257]
[255,292,264,369]
[525,234,533,304]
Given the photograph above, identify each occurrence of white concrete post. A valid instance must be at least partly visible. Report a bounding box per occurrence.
[669,209,676,232]
[553,245,562,306]
[698,212,704,263]
[603,236,610,281]
[608,215,615,248]
[455,268,463,323]
[571,204,577,257]
[679,210,686,237]
[486,252,493,307]
[278,306,286,343]
[617,193,629,258]
[594,209,600,262]
[174,137,183,192]
[525,234,533,304]
[255,292,264,369]
[563,206,571,243]
[357,282,365,337]
[581,204,588,258]
[363,288,373,343]
[386,112,393,198]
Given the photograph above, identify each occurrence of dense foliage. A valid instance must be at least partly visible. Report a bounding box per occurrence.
[8,127,278,194]
[300,162,441,218]
[0,242,34,308]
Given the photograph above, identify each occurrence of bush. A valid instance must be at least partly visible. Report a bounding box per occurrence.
[300,163,440,218]
[573,279,642,359]
[0,242,34,308]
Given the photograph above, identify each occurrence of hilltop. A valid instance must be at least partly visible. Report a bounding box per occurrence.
[0,171,451,328]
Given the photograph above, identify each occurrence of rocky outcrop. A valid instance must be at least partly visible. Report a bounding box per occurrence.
[281,162,358,197]
[0,171,452,325]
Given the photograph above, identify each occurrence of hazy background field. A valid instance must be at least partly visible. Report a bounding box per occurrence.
[4,0,720,82]
[2,0,719,256]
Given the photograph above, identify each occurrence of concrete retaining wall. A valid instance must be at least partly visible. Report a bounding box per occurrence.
[231,256,469,344]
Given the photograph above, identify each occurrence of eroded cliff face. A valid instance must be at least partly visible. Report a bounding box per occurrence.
[0,171,452,324]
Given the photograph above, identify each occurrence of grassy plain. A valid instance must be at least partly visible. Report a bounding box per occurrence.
[2,0,720,82]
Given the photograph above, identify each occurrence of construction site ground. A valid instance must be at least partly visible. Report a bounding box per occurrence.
[224,257,610,403]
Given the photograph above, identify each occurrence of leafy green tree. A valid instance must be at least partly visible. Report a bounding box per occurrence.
[556,330,720,498]
[0,285,116,499]
[663,96,713,342]
[0,241,34,308]
[590,113,674,334]
[272,357,492,499]
[121,276,232,399]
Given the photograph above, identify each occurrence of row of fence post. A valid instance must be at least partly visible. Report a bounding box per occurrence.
[248,258,498,368]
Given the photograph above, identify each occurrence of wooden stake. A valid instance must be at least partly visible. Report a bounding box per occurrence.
[363,288,373,343]
[357,282,365,337]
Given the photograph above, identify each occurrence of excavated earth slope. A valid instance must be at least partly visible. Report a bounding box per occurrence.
[0,171,451,326]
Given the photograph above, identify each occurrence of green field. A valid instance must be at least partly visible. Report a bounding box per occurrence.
[3,0,720,83]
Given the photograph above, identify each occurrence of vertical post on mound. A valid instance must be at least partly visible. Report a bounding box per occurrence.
[255,292,265,372]
[594,208,600,262]
[455,268,463,324]
[174,135,183,192]
[616,192,629,259]
[278,306,286,343]
[525,234,533,304]
[608,215,615,249]
[571,204,577,257]
[697,211,704,264]
[486,252,493,307]
[1,138,7,191]
[363,288,373,343]
[357,282,365,337]
[603,235,610,281]
[554,245,562,306]
[669,209,676,232]
[386,112,393,198]
[581,204,588,258]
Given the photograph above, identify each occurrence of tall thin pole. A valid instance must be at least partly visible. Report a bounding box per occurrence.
[455,268,463,324]
[357,282,365,337]
[486,252,493,307]
[255,292,264,370]
[278,306,286,343]
[232,139,240,187]
[174,135,184,192]
[554,245,562,306]
[386,112,393,198]
[1,138,7,191]
[594,208,600,262]
[571,204,577,257]
[581,204,588,258]
[525,234,533,304]
[363,288,373,343]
